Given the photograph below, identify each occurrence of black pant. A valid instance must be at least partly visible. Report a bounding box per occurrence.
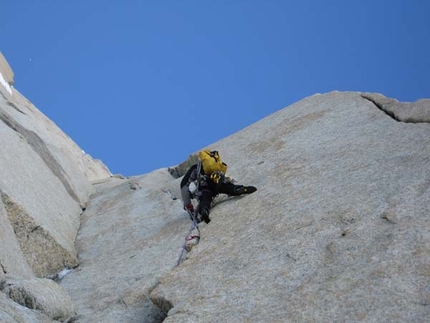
[198,181,243,214]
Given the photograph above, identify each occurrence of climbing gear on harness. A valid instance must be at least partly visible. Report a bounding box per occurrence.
[210,171,224,184]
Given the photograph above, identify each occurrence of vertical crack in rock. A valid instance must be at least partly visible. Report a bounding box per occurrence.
[148,296,171,322]
[0,110,79,203]
[361,94,401,122]
[146,282,170,322]
[1,193,78,277]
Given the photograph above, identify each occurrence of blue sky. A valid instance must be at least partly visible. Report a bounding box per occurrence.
[2,1,430,176]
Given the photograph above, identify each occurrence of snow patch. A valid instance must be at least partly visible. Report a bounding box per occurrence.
[0,72,12,95]
[57,268,73,280]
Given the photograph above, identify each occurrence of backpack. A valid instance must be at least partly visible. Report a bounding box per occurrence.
[198,149,227,175]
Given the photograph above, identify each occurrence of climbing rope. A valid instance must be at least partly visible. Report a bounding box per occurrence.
[176,209,200,266]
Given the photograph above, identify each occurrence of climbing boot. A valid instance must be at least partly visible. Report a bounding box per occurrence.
[234,185,257,195]
[200,208,211,224]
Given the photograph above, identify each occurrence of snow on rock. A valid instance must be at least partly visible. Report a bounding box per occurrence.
[0,72,12,95]
[0,52,13,96]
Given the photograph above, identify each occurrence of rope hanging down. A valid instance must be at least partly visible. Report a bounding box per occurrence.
[176,209,200,266]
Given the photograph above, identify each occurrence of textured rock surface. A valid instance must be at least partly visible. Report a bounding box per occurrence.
[1,191,80,278]
[0,276,75,321]
[362,92,430,123]
[0,53,111,321]
[60,171,187,322]
[1,65,429,322]
[0,88,109,206]
[0,293,54,323]
[82,153,112,183]
[149,92,430,322]
[0,197,34,279]
[57,91,430,322]
[0,60,111,278]
[0,113,81,277]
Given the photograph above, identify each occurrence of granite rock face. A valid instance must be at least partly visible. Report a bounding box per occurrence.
[0,75,111,278]
[1,50,429,322]
[0,53,110,320]
[149,92,430,322]
[362,92,430,123]
[0,292,54,323]
[58,91,430,322]
[60,172,184,323]
[0,196,34,279]
[0,276,75,321]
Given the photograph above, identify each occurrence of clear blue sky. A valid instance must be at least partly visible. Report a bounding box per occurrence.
[2,1,430,176]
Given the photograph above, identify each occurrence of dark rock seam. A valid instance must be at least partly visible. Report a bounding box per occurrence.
[0,109,80,204]
[361,94,401,122]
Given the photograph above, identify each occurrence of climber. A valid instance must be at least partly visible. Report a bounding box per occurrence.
[180,149,257,224]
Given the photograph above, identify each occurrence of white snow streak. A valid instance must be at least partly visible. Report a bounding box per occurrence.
[0,72,12,95]
[57,268,73,280]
